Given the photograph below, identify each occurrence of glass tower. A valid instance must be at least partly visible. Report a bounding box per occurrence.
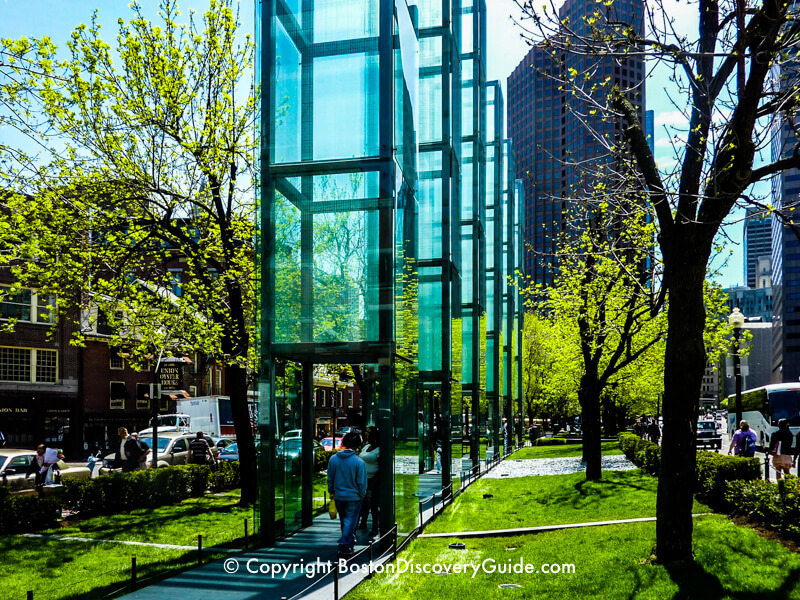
[257,0,522,547]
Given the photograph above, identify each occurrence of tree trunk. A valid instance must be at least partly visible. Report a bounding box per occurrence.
[579,375,602,480]
[227,363,258,506]
[656,247,706,563]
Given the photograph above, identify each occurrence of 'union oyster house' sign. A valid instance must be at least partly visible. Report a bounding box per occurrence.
[158,364,184,391]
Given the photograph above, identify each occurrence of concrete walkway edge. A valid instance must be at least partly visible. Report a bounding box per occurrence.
[418,513,713,539]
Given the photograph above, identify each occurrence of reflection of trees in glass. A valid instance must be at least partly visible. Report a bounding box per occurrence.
[312,173,371,342]
[313,211,369,341]
[275,193,301,342]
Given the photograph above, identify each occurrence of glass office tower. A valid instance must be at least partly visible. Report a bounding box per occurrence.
[257,0,522,547]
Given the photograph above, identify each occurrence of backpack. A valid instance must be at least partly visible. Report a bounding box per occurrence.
[742,432,756,457]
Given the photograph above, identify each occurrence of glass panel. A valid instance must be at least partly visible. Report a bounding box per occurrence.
[313,0,379,43]
[277,361,304,534]
[311,172,380,201]
[313,53,380,161]
[313,210,377,342]
[418,267,442,372]
[272,19,302,164]
[274,192,302,343]
[394,360,419,542]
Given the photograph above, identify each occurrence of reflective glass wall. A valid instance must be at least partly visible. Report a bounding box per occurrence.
[258,0,420,544]
[416,0,463,497]
[459,0,487,467]
[257,0,521,546]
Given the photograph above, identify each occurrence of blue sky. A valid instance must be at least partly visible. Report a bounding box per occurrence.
[1,0,747,287]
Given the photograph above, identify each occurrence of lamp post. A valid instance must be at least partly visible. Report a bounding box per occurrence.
[728,307,746,427]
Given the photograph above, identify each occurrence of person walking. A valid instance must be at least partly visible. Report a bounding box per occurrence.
[768,419,796,479]
[358,426,380,536]
[728,420,758,457]
[129,432,151,470]
[327,432,367,557]
[114,427,143,472]
[187,432,216,467]
[647,420,661,445]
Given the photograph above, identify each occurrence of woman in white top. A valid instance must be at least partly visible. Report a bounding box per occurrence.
[358,426,380,535]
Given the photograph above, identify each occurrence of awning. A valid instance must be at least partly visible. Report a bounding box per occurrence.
[161,390,191,400]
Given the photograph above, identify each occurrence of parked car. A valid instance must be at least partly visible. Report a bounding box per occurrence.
[696,420,722,449]
[334,427,361,437]
[320,437,344,452]
[282,429,302,441]
[219,442,239,462]
[209,437,235,450]
[103,433,219,469]
[0,449,90,489]
[278,439,325,461]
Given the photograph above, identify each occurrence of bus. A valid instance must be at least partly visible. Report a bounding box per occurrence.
[723,383,800,450]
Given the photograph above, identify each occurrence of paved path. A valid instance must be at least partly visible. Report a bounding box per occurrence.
[483,454,637,478]
[418,514,713,539]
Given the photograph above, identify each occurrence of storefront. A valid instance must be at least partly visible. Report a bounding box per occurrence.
[0,394,82,456]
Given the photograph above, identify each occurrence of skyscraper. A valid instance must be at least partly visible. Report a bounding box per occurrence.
[744,209,772,288]
[507,0,646,284]
[771,118,800,383]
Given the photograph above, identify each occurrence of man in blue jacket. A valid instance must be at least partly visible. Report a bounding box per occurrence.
[327,432,367,556]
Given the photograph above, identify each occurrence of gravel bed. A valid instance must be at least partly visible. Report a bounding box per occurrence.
[484,454,637,478]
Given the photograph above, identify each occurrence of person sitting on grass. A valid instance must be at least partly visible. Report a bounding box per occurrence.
[327,431,367,557]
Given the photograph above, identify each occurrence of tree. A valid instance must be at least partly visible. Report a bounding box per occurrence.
[521,313,580,425]
[514,0,800,560]
[529,200,666,479]
[0,0,260,504]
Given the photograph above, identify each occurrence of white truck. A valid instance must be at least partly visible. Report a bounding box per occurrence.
[177,395,236,438]
[138,396,236,438]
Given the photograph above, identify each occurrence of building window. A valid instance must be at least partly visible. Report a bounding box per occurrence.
[214,368,222,395]
[110,381,127,410]
[0,347,57,383]
[189,385,197,398]
[110,350,124,370]
[169,269,183,297]
[0,286,56,323]
[348,391,354,408]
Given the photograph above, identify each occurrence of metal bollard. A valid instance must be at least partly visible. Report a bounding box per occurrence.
[333,564,340,600]
[244,518,248,549]
[131,557,137,591]
[764,455,771,481]
[369,540,374,563]
[198,534,203,565]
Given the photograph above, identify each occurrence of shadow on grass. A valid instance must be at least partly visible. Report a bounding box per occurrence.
[663,560,800,600]
[531,473,655,513]
[54,498,247,542]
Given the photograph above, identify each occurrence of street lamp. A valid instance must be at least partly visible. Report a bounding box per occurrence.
[728,307,746,427]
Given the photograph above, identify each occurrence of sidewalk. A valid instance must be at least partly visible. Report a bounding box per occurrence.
[117,514,384,600]
[117,449,516,600]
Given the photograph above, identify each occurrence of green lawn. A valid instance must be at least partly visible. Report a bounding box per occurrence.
[512,441,622,460]
[4,494,249,600]
[425,470,709,534]
[348,515,800,599]
[39,494,254,548]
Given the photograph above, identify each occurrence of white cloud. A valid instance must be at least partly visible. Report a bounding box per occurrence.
[654,110,689,128]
